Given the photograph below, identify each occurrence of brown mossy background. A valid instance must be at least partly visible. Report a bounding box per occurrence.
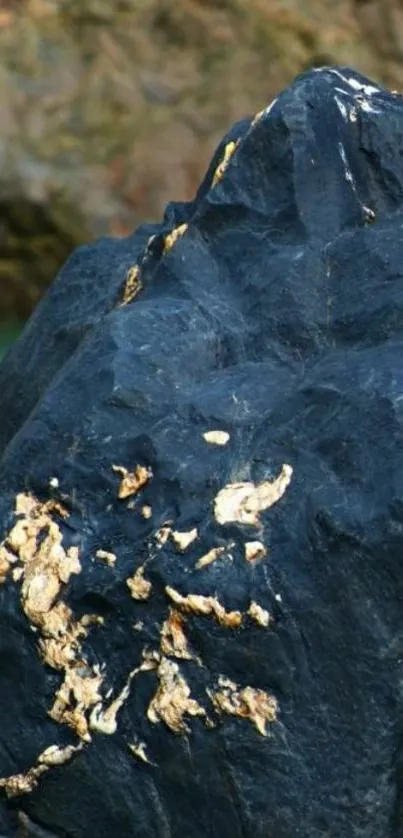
[1,0,403,352]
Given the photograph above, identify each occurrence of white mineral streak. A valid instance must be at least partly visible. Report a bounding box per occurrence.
[335,96,348,120]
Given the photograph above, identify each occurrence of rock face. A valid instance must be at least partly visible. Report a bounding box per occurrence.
[2,0,403,321]
[1,66,403,837]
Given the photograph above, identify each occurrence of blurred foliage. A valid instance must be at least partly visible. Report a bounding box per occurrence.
[0,323,22,361]
[1,0,403,322]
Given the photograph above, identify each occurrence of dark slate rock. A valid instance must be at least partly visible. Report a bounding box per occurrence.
[1,66,403,838]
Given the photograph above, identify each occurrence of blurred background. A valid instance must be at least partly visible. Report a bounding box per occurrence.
[1,0,403,358]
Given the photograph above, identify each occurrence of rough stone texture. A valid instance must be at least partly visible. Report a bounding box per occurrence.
[2,0,403,320]
[1,66,403,837]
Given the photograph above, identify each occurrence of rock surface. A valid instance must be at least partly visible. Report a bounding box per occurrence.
[2,0,403,320]
[1,66,403,837]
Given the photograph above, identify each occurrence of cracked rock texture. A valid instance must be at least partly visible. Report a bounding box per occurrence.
[2,0,403,319]
[1,66,403,837]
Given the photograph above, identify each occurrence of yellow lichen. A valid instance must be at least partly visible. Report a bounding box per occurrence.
[95,549,116,567]
[155,525,198,551]
[212,141,238,187]
[112,464,152,499]
[202,430,230,446]
[38,742,83,767]
[244,541,267,563]
[214,464,293,527]
[195,545,226,570]
[1,493,106,743]
[90,657,156,736]
[209,676,277,736]
[155,525,172,546]
[127,565,152,601]
[0,544,16,583]
[248,601,272,628]
[163,223,188,254]
[0,765,48,798]
[49,663,104,742]
[121,264,143,305]
[147,656,206,734]
[141,504,152,519]
[165,586,242,629]
[170,528,198,551]
[160,608,193,660]
[0,743,82,798]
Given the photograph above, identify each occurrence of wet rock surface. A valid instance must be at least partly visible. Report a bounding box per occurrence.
[1,66,403,837]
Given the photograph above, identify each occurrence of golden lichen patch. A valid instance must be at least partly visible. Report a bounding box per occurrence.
[1,493,106,743]
[49,662,104,741]
[90,677,131,735]
[0,743,82,798]
[0,764,48,798]
[95,549,116,567]
[121,264,143,306]
[147,656,206,734]
[195,545,226,570]
[0,545,16,583]
[163,223,188,254]
[155,525,172,546]
[38,742,83,767]
[202,430,230,446]
[154,525,198,551]
[209,676,277,736]
[170,527,198,551]
[212,141,238,187]
[165,586,242,629]
[248,601,272,628]
[90,657,156,736]
[127,565,152,601]
[160,608,193,660]
[214,463,293,527]
[112,464,152,500]
[141,504,152,519]
[244,541,267,563]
